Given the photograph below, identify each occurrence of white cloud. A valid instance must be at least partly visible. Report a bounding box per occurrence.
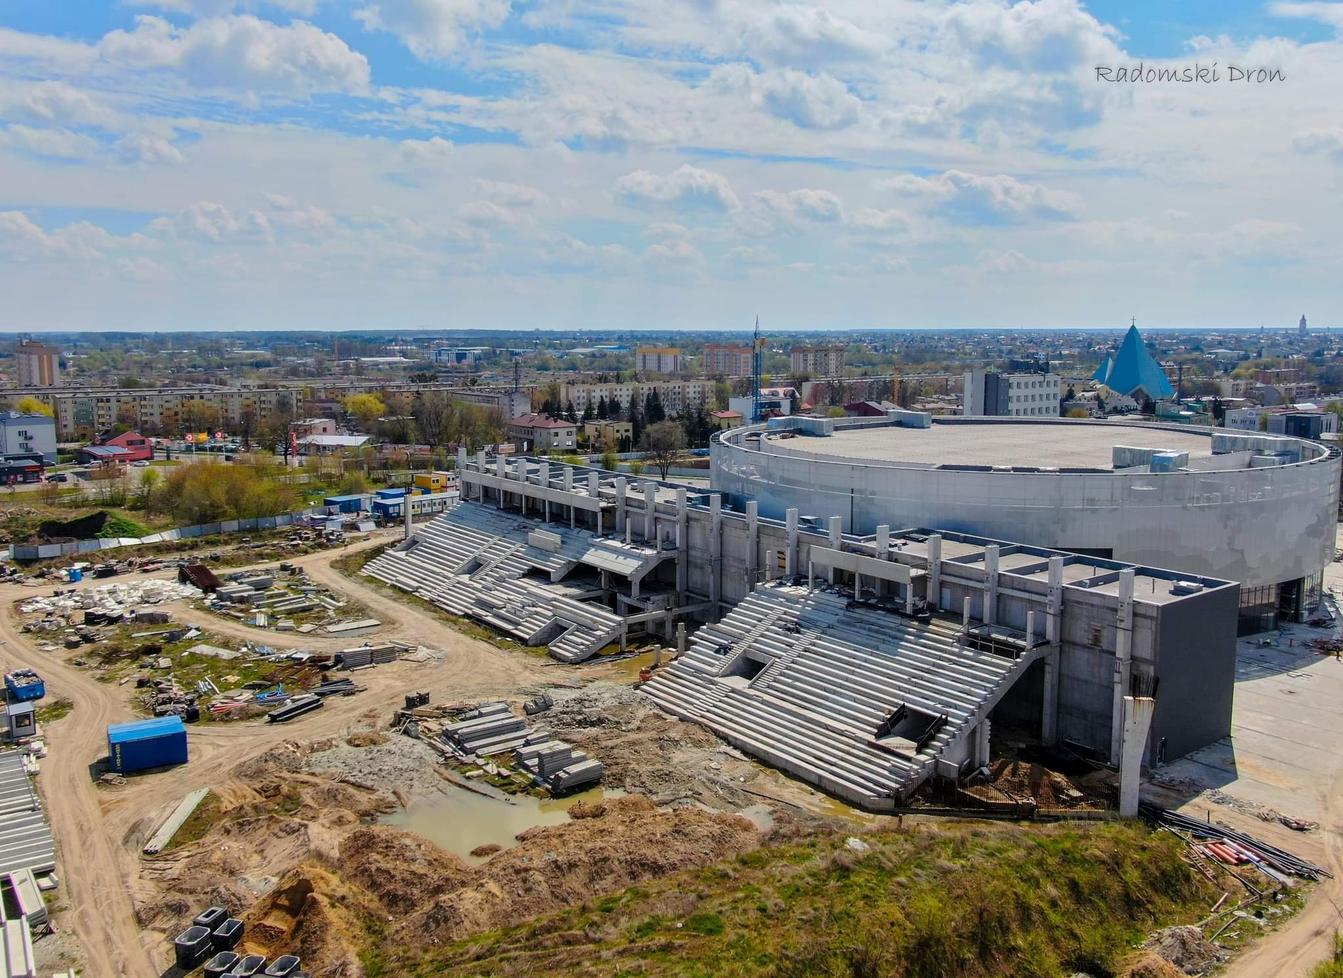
[98,15,370,94]
[870,254,911,273]
[1293,128,1343,161]
[151,201,274,243]
[0,81,112,128]
[265,194,337,233]
[133,0,323,13]
[850,207,910,231]
[473,178,546,207]
[116,132,185,165]
[0,125,100,161]
[1271,2,1343,29]
[725,244,774,265]
[0,211,114,260]
[707,65,861,131]
[397,135,454,168]
[753,188,846,224]
[614,165,740,213]
[355,0,511,60]
[884,170,1081,225]
[945,0,1121,72]
[643,238,705,272]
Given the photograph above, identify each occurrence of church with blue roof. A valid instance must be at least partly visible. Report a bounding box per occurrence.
[1091,322,1174,401]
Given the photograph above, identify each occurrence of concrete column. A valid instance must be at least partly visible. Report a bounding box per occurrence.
[675,489,688,599]
[974,718,992,768]
[746,500,758,585]
[495,455,506,509]
[926,534,942,609]
[854,572,861,600]
[403,489,413,540]
[983,544,999,626]
[563,466,573,492]
[1110,569,1136,766]
[807,558,814,593]
[677,622,687,656]
[827,515,838,585]
[962,595,972,631]
[642,480,656,542]
[587,472,600,534]
[904,582,915,615]
[1041,555,1065,746]
[785,508,799,577]
[540,462,551,523]
[1118,695,1155,817]
[876,524,890,559]
[1025,610,1036,647]
[615,477,627,534]
[710,493,723,618]
[764,549,777,583]
[456,445,467,474]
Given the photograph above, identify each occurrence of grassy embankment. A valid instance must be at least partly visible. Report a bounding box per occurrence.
[405,819,1219,978]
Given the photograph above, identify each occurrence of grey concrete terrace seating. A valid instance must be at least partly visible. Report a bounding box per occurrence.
[363,502,628,662]
[645,583,1040,810]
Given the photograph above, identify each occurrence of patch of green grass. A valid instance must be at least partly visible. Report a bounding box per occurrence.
[1316,933,1343,978]
[35,698,73,724]
[405,820,1222,978]
[97,512,153,538]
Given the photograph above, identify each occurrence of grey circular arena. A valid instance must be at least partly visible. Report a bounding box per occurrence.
[711,415,1341,632]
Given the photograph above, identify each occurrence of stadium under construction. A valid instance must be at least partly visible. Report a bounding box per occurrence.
[368,433,1254,811]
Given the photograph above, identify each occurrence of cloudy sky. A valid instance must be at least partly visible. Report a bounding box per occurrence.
[1,0,1340,332]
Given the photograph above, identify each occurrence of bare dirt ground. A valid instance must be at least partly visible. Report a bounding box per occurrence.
[0,533,559,976]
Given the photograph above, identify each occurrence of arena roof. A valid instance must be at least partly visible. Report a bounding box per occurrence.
[754,420,1222,471]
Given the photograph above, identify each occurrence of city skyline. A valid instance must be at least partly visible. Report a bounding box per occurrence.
[1,1,1341,331]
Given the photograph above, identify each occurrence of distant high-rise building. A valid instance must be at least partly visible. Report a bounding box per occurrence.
[635,346,682,375]
[15,339,60,387]
[1300,314,1308,336]
[703,344,754,377]
[790,344,845,377]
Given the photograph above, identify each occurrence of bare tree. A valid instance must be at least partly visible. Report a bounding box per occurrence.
[640,420,686,480]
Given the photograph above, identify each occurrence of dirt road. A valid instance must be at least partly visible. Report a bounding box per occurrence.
[0,534,556,975]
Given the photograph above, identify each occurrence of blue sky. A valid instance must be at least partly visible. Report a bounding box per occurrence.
[0,0,1341,331]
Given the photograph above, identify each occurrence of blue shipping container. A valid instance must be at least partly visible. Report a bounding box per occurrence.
[375,487,406,499]
[107,716,188,773]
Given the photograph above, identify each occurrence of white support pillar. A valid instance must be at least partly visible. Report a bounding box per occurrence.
[807,558,814,593]
[746,500,759,585]
[785,508,799,577]
[1110,569,1136,766]
[1025,610,1036,647]
[764,549,777,583]
[1118,695,1156,817]
[675,488,688,599]
[539,462,551,523]
[587,472,600,534]
[927,534,943,609]
[876,524,890,559]
[615,476,628,534]
[983,544,1000,626]
[677,622,687,656]
[495,455,506,509]
[403,489,414,540]
[709,493,723,617]
[962,595,972,631]
[827,515,843,586]
[563,466,573,492]
[642,480,656,542]
[974,718,992,768]
[1041,555,1064,745]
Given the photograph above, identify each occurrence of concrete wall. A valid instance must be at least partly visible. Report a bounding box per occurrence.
[1151,584,1239,761]
[712,422,1340,590]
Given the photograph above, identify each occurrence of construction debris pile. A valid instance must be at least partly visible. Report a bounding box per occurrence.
[203,564,381,636]
[18,580,200,650]
[422,701,605,795]
[1143,803,1331,883]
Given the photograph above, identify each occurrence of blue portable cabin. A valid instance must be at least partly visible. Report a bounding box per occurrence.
[371,487,406,519]
[323,494,365,514]
[107,716,188,773]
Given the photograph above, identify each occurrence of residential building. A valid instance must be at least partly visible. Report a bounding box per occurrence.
[710,409,743,430]
[962,370,1062,417]
[297,433,371,456]
[432,347,488,368]
[15,339,60,387]
[582,419,633,449]
[289,418,337,439]
[635,347,682,375]
[561,380,712,418]
[790,344,845,377]
[508,414,577,453]
[0,412,57,464]
[703,344,754,377]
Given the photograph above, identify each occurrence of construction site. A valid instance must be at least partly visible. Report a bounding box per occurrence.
[1,437,1341,976]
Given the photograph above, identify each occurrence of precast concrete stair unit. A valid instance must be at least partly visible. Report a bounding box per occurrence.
[646,583,1041,810]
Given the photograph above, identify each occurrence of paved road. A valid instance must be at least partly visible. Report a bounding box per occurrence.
[0,532,557,975]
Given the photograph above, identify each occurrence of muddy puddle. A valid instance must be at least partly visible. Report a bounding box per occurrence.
[382,784,624,865]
